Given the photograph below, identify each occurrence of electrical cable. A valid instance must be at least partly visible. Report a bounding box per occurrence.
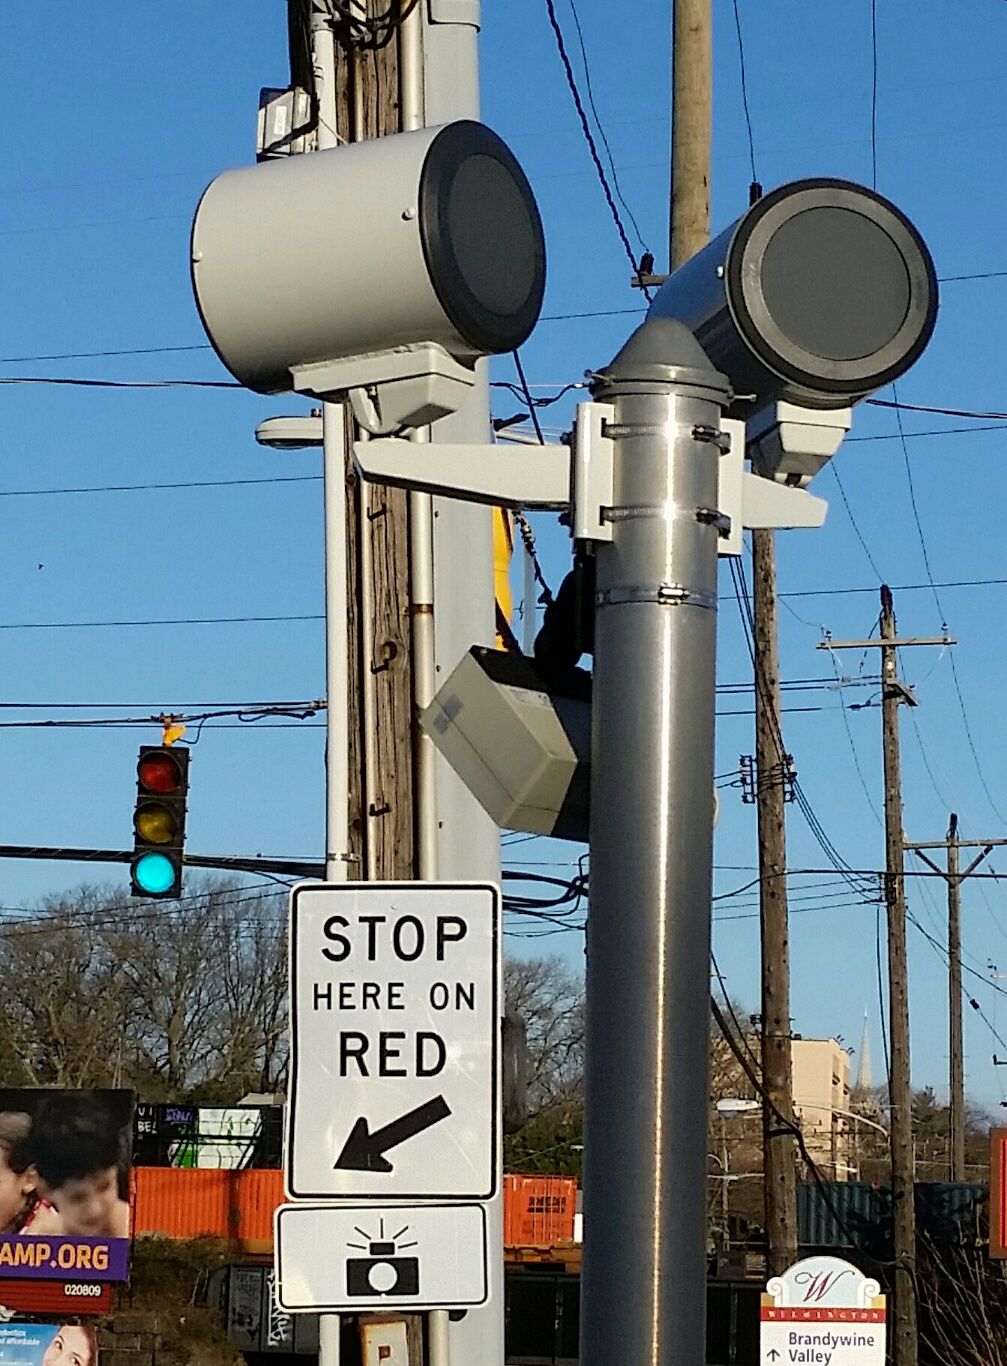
[869,0,879,188]
[563,0,651,257]
[0,613,323,631]
[891,383,1007,825]
[510,352,548,446]
[730,0,758,185]
[0,375,241,390]
[0,475,320,499]
[540,0,652,292]
[830,462,886,582]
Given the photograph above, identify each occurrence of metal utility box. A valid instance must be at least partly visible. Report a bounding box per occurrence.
[421,648,589,842]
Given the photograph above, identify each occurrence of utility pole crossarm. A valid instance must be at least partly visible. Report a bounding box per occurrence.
[816,637,956,650]
[905,838,1007,850]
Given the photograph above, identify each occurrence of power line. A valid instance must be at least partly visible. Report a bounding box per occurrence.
[730,0,758,185]
[0,374,241,390]
[0,613,323,631]
[541,0,651,288]
[0,475,319,499]
[563,0,651,256]
[0,344,213,364]
[869,0,879,188]
[891,382,1007,826]
[765,577,1007,600]
[830,462,886,581]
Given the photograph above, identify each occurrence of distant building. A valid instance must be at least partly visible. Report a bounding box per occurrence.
[791,1037,854,1180]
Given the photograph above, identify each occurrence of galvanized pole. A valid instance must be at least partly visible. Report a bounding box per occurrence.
[581,316,730,1366]
[880,585,918,1366]
[416,11,507,1366]
[309,16,350,1366]
[947,813,965,1182]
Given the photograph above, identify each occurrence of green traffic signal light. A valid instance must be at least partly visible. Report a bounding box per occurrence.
[132,851,178,896]
[130,744,190,899]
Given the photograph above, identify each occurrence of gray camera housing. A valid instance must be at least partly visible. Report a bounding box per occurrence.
[191,121,545,429]
[648,178,937,417]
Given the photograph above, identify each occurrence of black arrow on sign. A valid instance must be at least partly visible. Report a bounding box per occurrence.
[767,1351,780,1362]
[334,1095,452,1172]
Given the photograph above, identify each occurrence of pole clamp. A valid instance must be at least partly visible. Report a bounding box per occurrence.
[692,424,733,453]
[696,506,732,538]
[595,584,717,611]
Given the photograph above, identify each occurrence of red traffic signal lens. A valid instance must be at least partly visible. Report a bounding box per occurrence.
[138,750,182,794]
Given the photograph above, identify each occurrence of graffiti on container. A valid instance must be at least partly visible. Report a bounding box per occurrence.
[265,1270,294,1350]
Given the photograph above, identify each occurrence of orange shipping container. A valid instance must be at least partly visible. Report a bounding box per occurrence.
[503,1174,577,1247]
[133,1167,577,1253]
[133,1167,284,1253]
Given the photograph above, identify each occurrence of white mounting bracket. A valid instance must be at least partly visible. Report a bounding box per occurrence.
[572,401,615,541]
[353,400,829,550]
[291,343,476,436]
[354,436,570,509]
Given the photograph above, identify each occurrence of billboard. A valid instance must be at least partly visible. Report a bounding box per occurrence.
[0,1324,98,1366]
[134,1103,280,1170]
[0,1090,133,1282]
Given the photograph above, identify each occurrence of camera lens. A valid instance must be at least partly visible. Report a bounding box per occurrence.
[367,1262,399,1293]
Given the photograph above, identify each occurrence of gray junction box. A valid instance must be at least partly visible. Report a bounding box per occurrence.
[421,648,590,843]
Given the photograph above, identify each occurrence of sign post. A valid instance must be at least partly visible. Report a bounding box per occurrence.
[277,881,500,1314]
[761,1256,886,1366]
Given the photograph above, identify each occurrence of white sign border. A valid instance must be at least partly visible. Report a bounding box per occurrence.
[274,1202,490,1312]
[285,879,501,1202]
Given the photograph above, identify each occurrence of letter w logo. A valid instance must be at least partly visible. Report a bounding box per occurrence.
[801,1270,853,1303]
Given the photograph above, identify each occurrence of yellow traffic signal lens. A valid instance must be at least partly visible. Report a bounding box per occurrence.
[134,803,176,845]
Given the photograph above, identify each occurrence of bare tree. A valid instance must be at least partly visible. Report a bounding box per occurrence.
[0,879,288,1102]
[504,954,584,1123]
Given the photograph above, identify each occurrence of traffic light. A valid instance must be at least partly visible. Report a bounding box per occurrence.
[130,745,190,898]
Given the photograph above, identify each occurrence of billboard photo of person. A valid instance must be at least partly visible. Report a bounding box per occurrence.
[41,1327,97,1366]
[0,1089,133,1283]
[0,1114,63,1236]
[0,1323,97,1366]
[30,1094,130,1238]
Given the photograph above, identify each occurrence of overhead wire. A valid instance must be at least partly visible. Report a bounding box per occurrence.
[730,0,758,186]
[890,384,1007,825]
[540,0,652,290]
[563,0,651,257]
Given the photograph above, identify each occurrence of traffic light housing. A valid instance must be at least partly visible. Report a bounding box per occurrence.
[130,745,190,898]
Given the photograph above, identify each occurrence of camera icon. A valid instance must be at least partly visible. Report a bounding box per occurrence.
[346,1242,420,1298]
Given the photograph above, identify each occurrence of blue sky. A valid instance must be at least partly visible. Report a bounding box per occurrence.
[4,2,1007,1120]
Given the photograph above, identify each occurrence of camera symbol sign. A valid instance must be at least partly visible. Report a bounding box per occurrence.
[286,882,499,1201]
[274,1203,489,1312]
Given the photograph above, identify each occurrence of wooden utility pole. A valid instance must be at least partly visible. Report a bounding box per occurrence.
[819,595,958,1366]
[670,0,798,1278]
[291,1,416,882]
[752,531,799,1275]
[670,0,711,269]
[947,814,964,1181]
[904,824,1006,1181]
[879,584,918,1366]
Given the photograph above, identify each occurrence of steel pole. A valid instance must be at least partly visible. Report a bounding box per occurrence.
[582,318,730,1366]
[311,18,349,1366]
[419,12,505,1366]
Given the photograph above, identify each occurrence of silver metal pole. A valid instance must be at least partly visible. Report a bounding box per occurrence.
[581,318,730,1366]
[420,10,505,1366]
[311,17,349,1366]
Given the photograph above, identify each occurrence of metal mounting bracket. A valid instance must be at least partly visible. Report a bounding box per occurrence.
[353,400,828,549]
